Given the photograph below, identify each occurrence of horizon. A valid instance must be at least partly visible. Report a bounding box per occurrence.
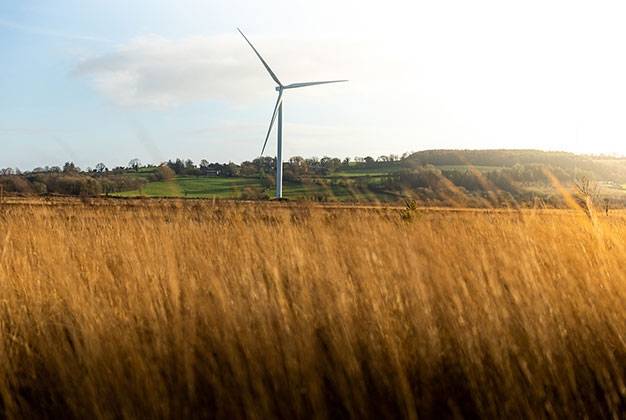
[3,1,626,169]
[2,147,625,173]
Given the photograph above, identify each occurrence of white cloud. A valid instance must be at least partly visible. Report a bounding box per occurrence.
[74,33,371,107]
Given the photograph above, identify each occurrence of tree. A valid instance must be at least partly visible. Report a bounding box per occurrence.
[95,163,108,173]
[224,162,240,177]
[167,159,185,174]
[198,160,211,175]
[252,157,274,173]
[128,159,141,172]
[307,157,320,165]
[320,157,341,172]
[240,161,258,177]
[63,162,79,173]
[289,156,305,167]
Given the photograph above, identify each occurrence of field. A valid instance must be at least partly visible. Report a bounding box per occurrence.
[114,176,395,201]
[113,164,504,201]
[0,199,624,418]
[115,176,261,198]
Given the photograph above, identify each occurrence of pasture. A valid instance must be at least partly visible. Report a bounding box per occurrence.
[0,199,623,418]
[114,176,394,201]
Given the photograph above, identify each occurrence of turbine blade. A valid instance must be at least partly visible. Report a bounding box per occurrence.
[261,91,284,156]
[237,28,282,87]
[283,80,348,89]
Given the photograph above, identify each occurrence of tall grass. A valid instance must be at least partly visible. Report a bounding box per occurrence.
[0,200,624,418]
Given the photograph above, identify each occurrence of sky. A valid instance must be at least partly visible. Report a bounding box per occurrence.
[1,0,626,170]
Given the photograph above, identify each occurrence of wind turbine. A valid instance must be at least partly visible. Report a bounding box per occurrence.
[237,28,347,199]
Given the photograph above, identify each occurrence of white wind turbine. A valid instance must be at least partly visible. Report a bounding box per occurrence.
[238,28,347,199]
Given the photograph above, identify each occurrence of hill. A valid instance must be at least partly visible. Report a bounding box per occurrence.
[405,149,626,182]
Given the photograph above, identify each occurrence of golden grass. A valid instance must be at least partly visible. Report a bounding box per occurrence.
[0,199,624,418]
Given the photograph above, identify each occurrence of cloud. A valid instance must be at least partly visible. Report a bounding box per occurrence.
[74,33,369,107]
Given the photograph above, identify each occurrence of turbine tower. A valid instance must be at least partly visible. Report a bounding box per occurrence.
[238,28,347,199]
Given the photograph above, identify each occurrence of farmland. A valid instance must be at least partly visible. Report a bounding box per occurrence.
[113,174,396,201]
[5,150,626,206]
[113,161,407,201]
[0,198,623,418]
[103,150,626,202]
[114,176,400,201]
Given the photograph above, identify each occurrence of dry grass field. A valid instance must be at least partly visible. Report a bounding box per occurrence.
[0,198,624,419]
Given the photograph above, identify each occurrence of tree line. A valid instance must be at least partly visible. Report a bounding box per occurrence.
[1,150,625,200]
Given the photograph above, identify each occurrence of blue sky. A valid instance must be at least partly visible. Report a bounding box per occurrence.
[2,1,626,170]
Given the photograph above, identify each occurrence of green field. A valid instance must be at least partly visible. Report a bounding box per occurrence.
[112,163,504,201]
[115,177,259,198]
[114,176,396,201]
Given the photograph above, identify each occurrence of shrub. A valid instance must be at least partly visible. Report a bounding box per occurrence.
[152,165,176,181]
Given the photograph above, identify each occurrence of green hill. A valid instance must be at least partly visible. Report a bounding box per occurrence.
[405,150,626,182]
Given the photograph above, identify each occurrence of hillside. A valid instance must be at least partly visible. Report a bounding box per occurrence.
[405,149,626,182]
